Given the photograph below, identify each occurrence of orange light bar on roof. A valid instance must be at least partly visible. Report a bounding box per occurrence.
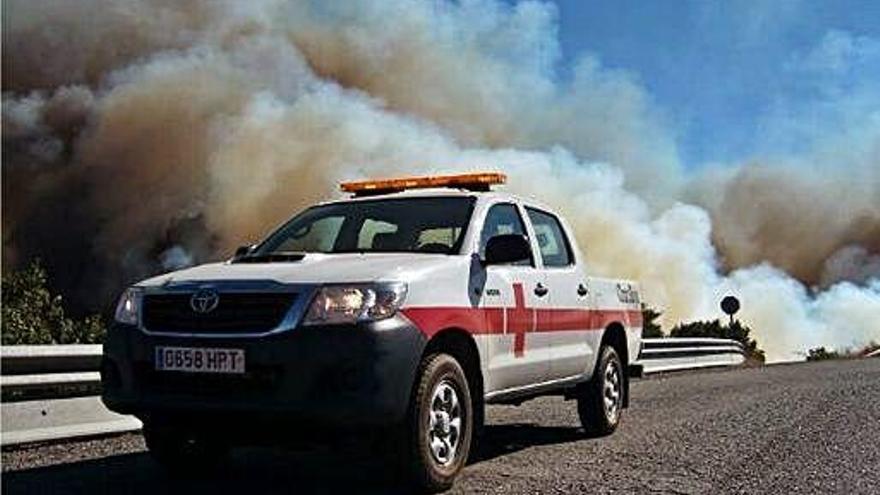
[340,172,506,196]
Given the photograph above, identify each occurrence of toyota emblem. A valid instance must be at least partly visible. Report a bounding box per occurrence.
[190,289,220,314]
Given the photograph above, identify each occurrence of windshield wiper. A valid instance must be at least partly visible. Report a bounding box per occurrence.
[232,251,307,263]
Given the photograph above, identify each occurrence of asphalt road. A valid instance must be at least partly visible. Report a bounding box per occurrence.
[3,359,878,494]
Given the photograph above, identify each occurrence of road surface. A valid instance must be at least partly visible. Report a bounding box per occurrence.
[3,359,878,494]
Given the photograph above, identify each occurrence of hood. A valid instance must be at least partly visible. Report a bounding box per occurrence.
[137,252,467,287]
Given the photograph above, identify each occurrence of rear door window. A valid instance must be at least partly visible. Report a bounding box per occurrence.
[526,208,573,267]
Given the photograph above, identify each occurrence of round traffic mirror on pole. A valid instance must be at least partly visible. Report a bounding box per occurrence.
[721,295,740,324]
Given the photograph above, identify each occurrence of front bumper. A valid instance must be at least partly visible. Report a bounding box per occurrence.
[101,315,426,429]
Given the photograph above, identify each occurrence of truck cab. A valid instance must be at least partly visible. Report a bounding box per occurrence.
[102,173,642,492]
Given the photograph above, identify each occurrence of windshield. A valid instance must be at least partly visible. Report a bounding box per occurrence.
[251,197,476,256]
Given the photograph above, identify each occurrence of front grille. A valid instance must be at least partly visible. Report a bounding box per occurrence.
[142,292,297,334]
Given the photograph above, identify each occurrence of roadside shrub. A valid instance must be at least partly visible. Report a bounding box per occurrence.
[641,305,664,338]
[807,343,879,361]
[806,346,840,361]
[1,260,105,345]
[861,342,880,357]
[669,318,765,363]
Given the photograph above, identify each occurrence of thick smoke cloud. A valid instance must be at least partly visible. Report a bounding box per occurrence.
[2,0,878,360]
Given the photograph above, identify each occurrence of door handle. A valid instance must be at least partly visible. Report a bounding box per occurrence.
[534,283,549,297]
[577,284,589,297]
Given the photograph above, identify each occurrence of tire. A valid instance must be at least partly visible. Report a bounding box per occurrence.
[143,421,229,476]
[577,345,624,437]
[404,353,474,493]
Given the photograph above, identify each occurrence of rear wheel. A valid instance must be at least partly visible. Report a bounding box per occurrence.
[143,421,229,475]
[577,346,624,437]
[404,353,473,493]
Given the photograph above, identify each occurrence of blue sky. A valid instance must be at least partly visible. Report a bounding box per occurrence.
[552,0,880,167]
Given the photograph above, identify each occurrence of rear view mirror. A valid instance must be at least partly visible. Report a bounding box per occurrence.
[484,234,531,265]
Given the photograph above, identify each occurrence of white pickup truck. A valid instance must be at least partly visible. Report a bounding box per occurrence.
[102,173,643,492]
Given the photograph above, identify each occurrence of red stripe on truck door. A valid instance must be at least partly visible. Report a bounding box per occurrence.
[401,307,642,337]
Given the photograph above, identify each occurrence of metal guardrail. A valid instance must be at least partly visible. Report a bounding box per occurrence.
[1,345,141,447]
[2,338,748,446]
[637,337,746,373]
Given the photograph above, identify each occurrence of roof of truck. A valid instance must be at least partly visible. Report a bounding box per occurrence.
[318,188,555,214]
[323,172,556,212]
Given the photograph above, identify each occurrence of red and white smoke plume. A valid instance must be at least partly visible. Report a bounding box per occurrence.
[3,1,879,360]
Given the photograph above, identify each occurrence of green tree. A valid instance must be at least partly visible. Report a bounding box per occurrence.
[1,260,105,345]
[641,305,664,338]
[670,318,765,363]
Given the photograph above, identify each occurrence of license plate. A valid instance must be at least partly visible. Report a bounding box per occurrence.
[154,346,245,374]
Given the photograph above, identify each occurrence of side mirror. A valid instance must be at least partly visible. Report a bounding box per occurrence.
[233,244,254,260]
[484,234,531,265]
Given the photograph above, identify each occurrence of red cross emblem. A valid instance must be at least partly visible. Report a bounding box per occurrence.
[508,283,533,358]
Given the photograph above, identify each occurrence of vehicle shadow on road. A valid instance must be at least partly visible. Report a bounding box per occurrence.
[2,424,587,495]
[472,423,586,463]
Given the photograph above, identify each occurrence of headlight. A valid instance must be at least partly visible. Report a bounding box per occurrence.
[114,287,143,325]
[303,283,407,326]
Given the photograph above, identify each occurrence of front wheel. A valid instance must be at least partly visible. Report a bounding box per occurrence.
[404,353,474,493]
[577,346,624,437]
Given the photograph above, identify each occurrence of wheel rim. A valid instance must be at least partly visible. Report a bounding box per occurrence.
[603,358,622,423]
[427,379,463,466]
